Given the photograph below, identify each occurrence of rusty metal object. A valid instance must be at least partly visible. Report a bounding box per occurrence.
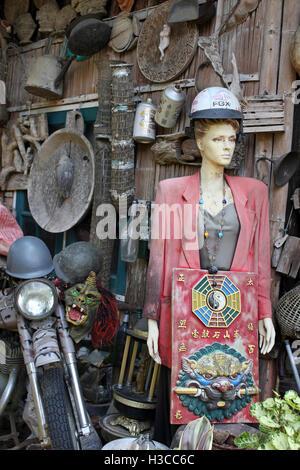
[137,1,198,83]
[24,36,74,100]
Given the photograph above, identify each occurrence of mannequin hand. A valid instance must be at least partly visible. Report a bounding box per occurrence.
[147,319,161,364]
[258,318,275,355]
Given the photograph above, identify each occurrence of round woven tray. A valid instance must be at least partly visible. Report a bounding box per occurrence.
[137,0,198,83]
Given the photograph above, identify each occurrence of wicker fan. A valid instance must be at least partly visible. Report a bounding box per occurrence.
[275,285,300,339]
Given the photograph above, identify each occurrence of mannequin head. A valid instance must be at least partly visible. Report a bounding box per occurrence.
[195,118,239,169]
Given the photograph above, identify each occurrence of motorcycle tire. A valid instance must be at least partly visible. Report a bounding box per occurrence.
[40,364,80,450]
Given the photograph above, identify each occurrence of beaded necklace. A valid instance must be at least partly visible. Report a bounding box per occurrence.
[199,177,227,280]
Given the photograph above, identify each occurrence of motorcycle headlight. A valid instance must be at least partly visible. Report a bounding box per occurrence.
[15,278,58,320]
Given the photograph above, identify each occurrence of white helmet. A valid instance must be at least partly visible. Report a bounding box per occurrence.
[190,87,243,121]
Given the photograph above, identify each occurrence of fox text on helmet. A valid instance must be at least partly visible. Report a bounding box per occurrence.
[190,87,242,118]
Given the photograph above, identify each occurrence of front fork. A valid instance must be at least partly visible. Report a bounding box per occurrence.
[55,303,91,436]
[17,303,91,447]
[16,314,50,447]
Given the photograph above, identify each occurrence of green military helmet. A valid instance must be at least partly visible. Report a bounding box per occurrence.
[53,241,102,284]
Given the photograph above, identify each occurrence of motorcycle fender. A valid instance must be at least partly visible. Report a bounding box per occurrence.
[32,328,61,367]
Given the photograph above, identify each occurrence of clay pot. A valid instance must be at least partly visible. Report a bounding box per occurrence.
[4,0,29,25]
[14,13,36,45]
[55,5,77,33]
[36,0,60,34]
[71,0,107,18]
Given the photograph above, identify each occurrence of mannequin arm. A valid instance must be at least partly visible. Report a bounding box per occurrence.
[147,319,161,364]
[258,318,275,355]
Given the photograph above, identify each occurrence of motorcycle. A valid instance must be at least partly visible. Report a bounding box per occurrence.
[0,236,102,450]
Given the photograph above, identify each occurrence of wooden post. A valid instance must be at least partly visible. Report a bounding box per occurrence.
[254,0,283,186]
[260,0,300,400]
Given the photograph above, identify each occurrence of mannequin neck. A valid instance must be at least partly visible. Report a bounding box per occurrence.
[200,160,225,191]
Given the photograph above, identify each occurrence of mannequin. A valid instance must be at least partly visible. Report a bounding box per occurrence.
[142,87,276,444]
[146,119,275,363]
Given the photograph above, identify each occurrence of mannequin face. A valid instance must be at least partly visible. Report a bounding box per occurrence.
[196,122,237,169]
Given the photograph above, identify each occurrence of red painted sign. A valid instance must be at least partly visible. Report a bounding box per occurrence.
[171,268,259,424]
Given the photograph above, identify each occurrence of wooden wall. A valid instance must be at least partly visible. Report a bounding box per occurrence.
[3,0,300,398]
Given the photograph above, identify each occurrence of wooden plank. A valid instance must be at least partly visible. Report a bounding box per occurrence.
[244,125,285,134]
[276,236,300,278]
[270,0,300,299]
[244,112,284,119]
[252,0,283,401]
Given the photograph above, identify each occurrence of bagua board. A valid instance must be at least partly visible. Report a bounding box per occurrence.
[171,268,259,424]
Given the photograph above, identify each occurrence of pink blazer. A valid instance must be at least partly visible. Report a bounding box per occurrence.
[142,171,273,368]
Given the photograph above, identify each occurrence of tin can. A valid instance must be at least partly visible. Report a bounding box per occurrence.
[133,98,157,143]
[155,84,186,128]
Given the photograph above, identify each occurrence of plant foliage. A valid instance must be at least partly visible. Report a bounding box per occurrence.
[234,391,300,450]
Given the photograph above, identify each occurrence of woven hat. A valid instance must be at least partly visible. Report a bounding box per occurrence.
[108,12,134,53]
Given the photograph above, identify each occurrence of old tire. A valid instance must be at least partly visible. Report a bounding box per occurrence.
[40,365,79,450]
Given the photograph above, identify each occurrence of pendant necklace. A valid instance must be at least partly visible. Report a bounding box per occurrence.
[199,177,227,286]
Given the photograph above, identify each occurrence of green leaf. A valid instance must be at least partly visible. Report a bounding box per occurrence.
[259,415,280,430]
[284,391,300,411]
[234,432,265,450]
[263,398,276,409]
[270,432,290,450]
[282,409,300,427]
[250,402,268,419]
[287,437,300,450]
[283,425,295,438]
[262,441,276,450]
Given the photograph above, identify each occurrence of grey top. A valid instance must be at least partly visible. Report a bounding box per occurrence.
[199,203,240,271]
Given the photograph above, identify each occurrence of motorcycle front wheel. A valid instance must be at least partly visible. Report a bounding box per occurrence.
[40,364,80,450]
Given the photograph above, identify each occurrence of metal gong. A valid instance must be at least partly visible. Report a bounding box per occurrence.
[28,126,95,233]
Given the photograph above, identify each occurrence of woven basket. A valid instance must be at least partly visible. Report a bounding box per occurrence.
[275,285,300,339]
[94,58,112,137]
[110,62,135,210]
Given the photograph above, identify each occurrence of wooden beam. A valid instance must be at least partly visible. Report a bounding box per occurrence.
[253,0,283,402]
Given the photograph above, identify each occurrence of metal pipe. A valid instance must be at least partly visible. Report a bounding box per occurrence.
[64,352,90,435]
[26,362,51,447]
[284,340,300,394]
[0,367,19,417]
[16,313,50,447]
